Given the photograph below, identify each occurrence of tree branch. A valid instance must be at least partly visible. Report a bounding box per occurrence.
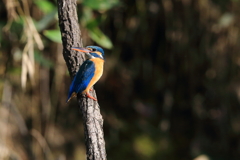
[57,0,107,159]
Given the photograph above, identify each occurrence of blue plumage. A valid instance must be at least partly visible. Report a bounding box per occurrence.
[66,46,105,102]
[67,60,95,102]
[87,46,104,57]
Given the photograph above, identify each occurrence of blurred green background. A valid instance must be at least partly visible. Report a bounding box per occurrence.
[1,0,240,160]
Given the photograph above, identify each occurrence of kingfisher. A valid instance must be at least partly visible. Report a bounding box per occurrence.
[66,46,104,102]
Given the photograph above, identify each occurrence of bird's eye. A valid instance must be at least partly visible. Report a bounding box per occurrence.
[92,48,96,51]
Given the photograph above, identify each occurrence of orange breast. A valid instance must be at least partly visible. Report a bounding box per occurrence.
[83,58,104,93]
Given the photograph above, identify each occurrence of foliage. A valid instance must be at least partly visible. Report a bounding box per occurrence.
[1,0,240,160]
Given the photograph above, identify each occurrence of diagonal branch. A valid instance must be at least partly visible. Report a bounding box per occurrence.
[57,0,83,76]
[57,0,107,159]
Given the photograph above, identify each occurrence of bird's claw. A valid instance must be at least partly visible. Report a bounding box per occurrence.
[86,92,97,101]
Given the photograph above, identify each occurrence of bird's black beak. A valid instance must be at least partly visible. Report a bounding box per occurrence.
[71,47,92,58]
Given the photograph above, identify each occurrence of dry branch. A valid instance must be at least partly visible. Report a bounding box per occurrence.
[57,0,107,159]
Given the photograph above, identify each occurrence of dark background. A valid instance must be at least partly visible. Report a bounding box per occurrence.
[1,0,240,160]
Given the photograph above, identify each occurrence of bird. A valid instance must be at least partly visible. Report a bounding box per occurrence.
[66,46,105,102]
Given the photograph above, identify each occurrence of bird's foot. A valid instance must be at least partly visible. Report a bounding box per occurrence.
[86,92,97,101]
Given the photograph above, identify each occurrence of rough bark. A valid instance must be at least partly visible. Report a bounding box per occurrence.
[57,0,107,159]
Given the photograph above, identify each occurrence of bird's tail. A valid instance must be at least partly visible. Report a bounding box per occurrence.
[66,92,77,103]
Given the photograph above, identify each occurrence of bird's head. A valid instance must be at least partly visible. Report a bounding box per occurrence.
[71,46,104,60]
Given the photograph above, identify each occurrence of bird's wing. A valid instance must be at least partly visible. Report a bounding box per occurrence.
[67,60,95,101]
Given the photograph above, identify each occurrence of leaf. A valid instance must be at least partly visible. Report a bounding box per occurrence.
[83,0,120,11]
[35,9,57,32]
[88,27,113,49]
[7,67,22,75]
[134,135,156,158]
[218,13,234,28]
[43,29,62,43]
[34,51,54,68]
[34,0,55,14]
[86,18,101,29]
